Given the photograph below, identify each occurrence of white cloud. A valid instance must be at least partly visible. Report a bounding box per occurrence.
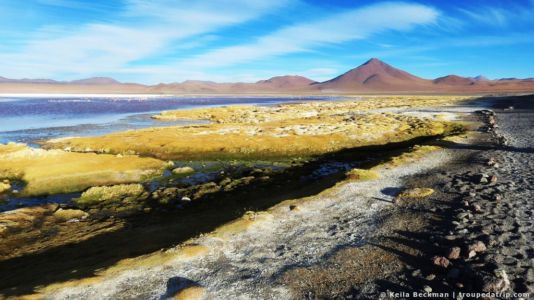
[175,2,439,69]
[105,2,439,83]
[0,0,291,79]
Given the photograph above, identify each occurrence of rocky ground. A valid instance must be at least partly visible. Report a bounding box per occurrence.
[336,95,534,299]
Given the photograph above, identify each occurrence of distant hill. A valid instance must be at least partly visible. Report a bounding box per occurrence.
[472,75,489,81]
[0,76,59,84]
[255,75,316,89]
[69,77,121,85]
[1,58,534,94]
[433,75,474,85]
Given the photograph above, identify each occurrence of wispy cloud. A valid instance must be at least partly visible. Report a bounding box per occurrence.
[458,1,534,27]
[174,2,439,69]
[0,0,291,79]
[350,31,534,60]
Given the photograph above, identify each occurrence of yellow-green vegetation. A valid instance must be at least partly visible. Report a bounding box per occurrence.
[172,286,206,300]
[0,181,11,195]
[44,97,467,161]
[0,205,54,236]
[345,169,380,181]
[73,184,148,209]
[53,208,89,221]
[394,187,435,205]
[0,143,166,196]
[398,187,435,198]
[154,95,472,122]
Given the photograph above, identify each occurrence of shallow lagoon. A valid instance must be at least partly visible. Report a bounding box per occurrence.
[0,95,331,145]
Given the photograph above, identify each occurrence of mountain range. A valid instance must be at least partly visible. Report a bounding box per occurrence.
[1,58,534,94]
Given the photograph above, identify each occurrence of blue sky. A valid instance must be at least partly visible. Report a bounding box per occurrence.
[1,0,533,84]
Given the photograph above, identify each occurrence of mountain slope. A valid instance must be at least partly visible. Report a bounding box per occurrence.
[314,58,430,91]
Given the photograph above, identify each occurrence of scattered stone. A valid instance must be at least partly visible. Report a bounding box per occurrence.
[526,269,534,282]
[457,229,468,234]
[411,269,422,277]
[482,270,510,293]
[445,235,457,241]
[468,240,487,253]
[489,175,497,183]
[470,203,482,213]
[432,256,450,268]
[447,247,462,260]
[181,196,191,202]
[289,205,299,211]
[486,158,497,166]
[425,274,436,281]
[423,285,432,293]
[494,194,503,201]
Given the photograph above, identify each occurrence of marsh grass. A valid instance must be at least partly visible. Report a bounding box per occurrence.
[345,169,380,181]
[45,112,463,161]
[0,144,166,196]
[73,184,148,208]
